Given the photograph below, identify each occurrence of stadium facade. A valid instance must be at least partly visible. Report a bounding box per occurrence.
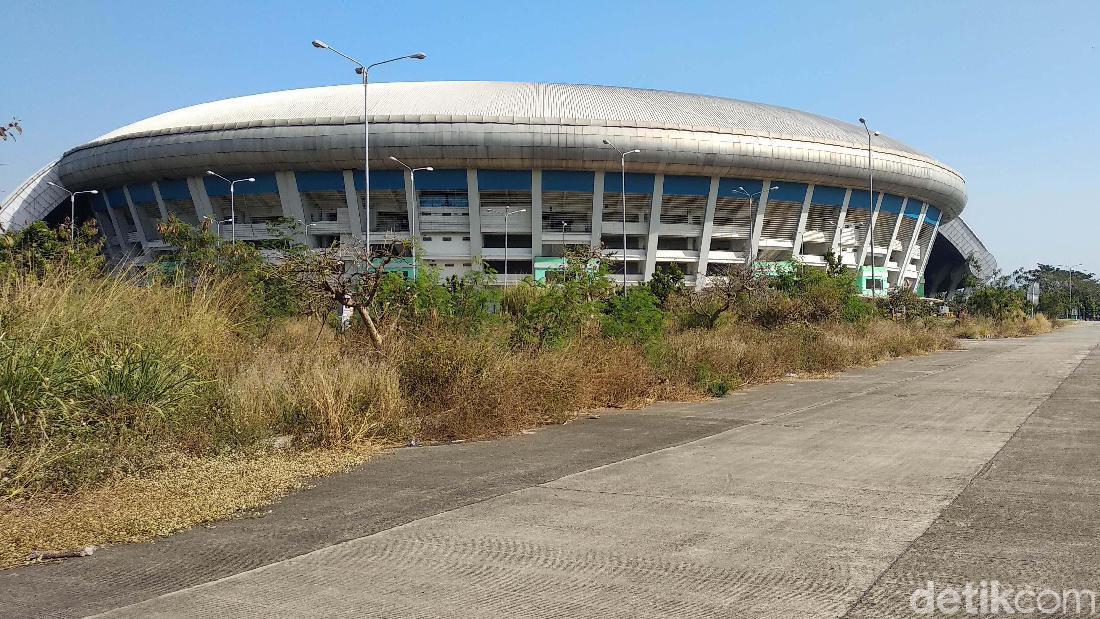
[0,81,995,294]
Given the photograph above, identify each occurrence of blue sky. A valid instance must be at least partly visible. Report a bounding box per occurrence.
[3,0,1098,274]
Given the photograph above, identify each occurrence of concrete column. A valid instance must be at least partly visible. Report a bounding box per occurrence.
[897,203,927,288]
[530,169,542,257]
[121,185,149,247]
[856,192,884,268]
[342,170,364,240]
[100,193,131,255]
[403,169,419,238]
[466,169,483,267]
[748,182,772,262]
[791,184,815,260]
[885,197,907,277]
[831,188,853,252]
[695,176,720,289]
[914,219,941,292]
[643,173,663,279]
[590,170,604,250]
[187,176,215,223]
[121,186,150,260]
[150,181,170,221]
[275,171,309,245]
[93,211,118,259]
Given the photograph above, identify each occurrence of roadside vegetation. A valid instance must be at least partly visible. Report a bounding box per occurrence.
[0,218,1056,567]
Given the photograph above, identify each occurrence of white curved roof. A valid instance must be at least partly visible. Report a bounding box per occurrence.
[88,81,927,158]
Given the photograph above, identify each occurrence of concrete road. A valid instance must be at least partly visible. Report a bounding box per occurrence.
[5,325,1099,618]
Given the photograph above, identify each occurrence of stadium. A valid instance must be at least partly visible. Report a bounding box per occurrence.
[0,81,995,294]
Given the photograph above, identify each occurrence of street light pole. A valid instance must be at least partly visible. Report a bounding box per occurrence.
[731,185,779,265]
[602,140,641,291]
[858,118,882,297]
[1058,263,1084,319]
[487,206,526,286]
[205,171,255,242]
[389,156,434,280]
[46,182,99,244]
[312,40,426,254]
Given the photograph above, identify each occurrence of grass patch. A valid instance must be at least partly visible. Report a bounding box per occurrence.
[0,251,1052,569]
[0,447,372,570]
[948,314,1057,339]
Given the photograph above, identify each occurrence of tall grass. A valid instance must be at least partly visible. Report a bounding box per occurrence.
[0,270,246,495]
[0,266,963,499]
[948,313,1055,339]
[658,320,957,396]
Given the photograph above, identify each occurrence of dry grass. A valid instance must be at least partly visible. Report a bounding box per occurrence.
[0,268,1046,568]
[396,325,661,440]
[659,320,958,395]
[0,447,372,570]
[225,321,409,446]
[950,313,1057,339]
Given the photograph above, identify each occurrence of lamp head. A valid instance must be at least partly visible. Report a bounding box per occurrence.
[206,170,216,176]
[859,117,867,125]
[245,177,256,182]
[627,149,641,154]
[771,186,780,190]
[311,40,329,49]
[737,186,746,192]
[873,131,881,136]
[602,139,611,145]
[89,189,99,194]
[47,181,60,188]
[424,166,434,171]
[409,52,427,60]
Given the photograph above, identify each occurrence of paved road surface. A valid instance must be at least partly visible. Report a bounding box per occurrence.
[4,324,1099,618]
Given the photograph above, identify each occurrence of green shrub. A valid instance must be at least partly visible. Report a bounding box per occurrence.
[157,216,301,321]
[509,248,614,348]
[842,295,877,322]
[647,263,685,307]
[881,286,935,320]
[0,220,104,278]
[746,288,805,329]
[602,288,665,345]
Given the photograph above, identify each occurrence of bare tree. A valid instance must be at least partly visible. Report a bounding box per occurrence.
[687,263,763,328]
[278,239,411,350]
[0,119,21,141]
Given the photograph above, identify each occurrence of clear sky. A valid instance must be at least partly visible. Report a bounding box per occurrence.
[3,0,1097,274]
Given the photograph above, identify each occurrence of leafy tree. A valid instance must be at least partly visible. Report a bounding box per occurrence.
[0,220,104,277]
[157,216,300,320]
[375,266,453,325]
[510,246,615,348]
[602,287,665,345]
[647,263,684,307]
[946,256,1030,320]
[445,266,500,330]
[371,262,500,332]
[1013,264,1099,319]
[823,250,846,277]
[963,277,1026,319]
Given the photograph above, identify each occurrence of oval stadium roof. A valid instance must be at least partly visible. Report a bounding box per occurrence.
[86,81,931,159]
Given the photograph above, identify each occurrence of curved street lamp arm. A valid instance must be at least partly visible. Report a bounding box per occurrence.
[364,53,426,72]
